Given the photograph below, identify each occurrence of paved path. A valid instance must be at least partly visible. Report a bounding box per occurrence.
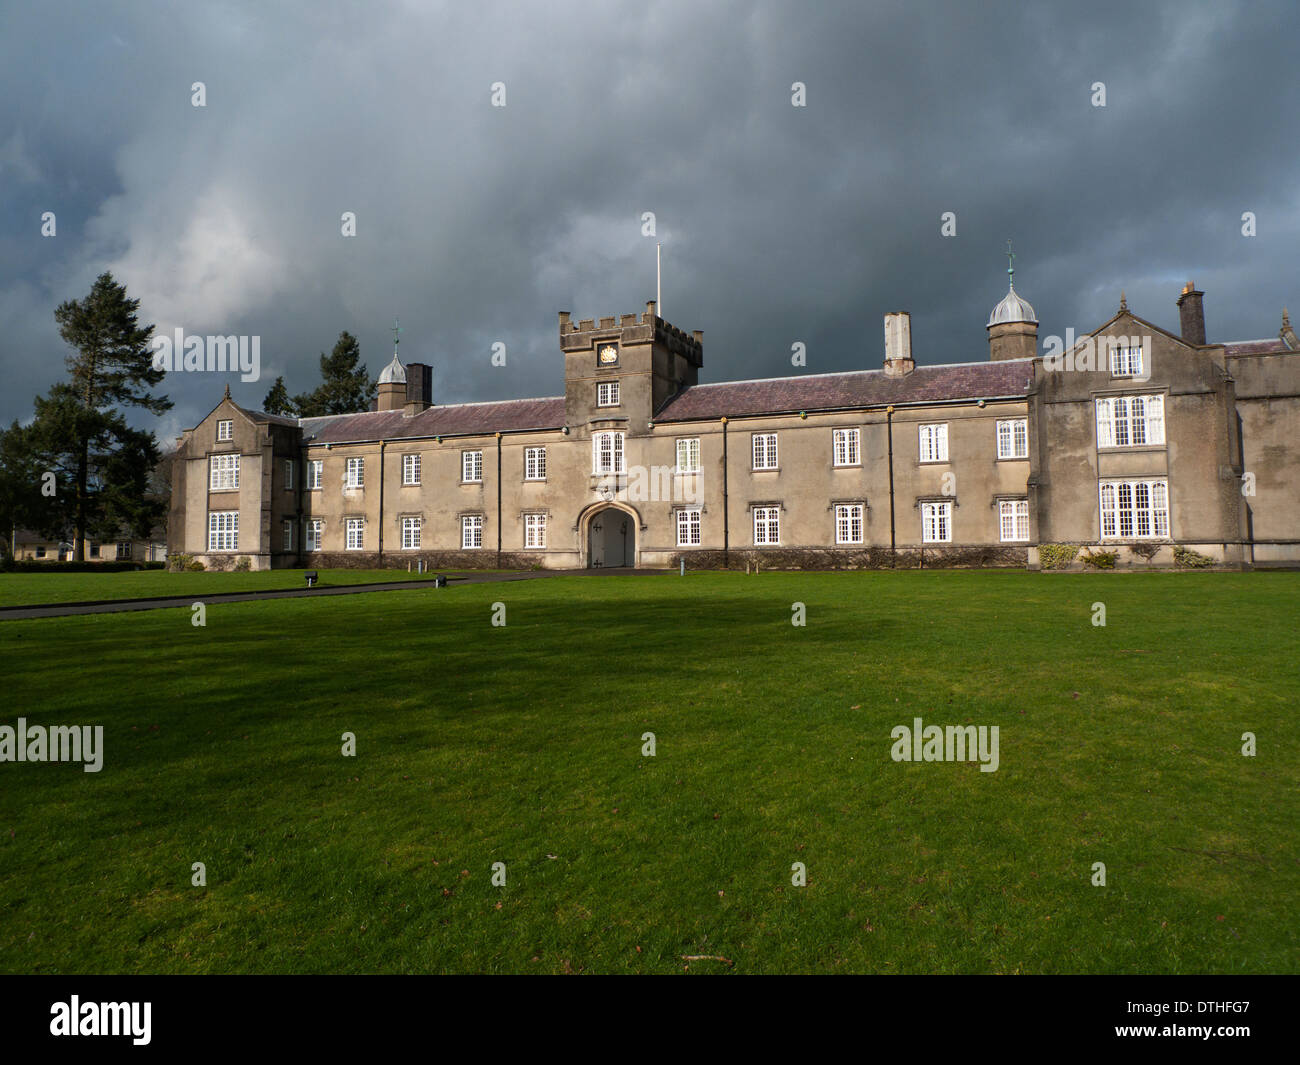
[0,568,665,621]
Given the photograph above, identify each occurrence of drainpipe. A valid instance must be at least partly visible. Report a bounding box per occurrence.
[886,406,896,567]
[377,440,386,566]
[721,417,729,567]
[496,432,503,568]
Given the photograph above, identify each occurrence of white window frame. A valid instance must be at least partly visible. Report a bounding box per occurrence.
[833,428,860,467]
[592,432,625,475]
[676,507,701,546]
[524,513,546,549]
[209,453,240,491]
[401,516,422,550]
[1096,395,1165,448]
[462,450,483,483]
[525,447,547,481]
[216,419,233,442]
[921,501,951,543]
[345,457,365,489]
[996,419,1028,460]
[116,541,132,560]
[999,499,1030,542]
[919,424,948,463]
[835,503,864,544]
[284,459,295,490]
[402,453,421,486]
[282,519,294,552]
[462,515,484,549]
[1099,479,1170,539]
[676,438,701,474]
[306,519,323,552]
[753,506,780,545]
[1110,344,1144,378]
[597,381,620,407]
[208,510,239,551]
[752,433,778,471]
[345,518,365,551]
[307,459,323,490]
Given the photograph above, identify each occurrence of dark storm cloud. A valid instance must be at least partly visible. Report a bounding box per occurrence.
[0,0,1296,442]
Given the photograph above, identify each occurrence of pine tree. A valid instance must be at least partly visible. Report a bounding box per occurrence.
[292,332,376,416]
[262,376,295,416]
[35,272,172,559]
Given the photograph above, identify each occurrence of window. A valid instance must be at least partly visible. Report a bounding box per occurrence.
[833,428,860,466]
[835,504,864,544]
[1096,395,1165,448]
[403,453,421,486]
[752,433,778,470]
[216,419,232,441]
[1100,479,1169,539]
[306,519,323,552]
[116,542,132,560]
[1110,344,1144,377]
[997,419,1029,460]
[345,518,365,550]
[208,511,239,551]
[401,516,422,550]
[209,453,240,491]
[676,438,701,474]
[34,546,45,559]
[284,459,294,490]
[524,513,546,549]
[921,502,951,543]
[307,459,323,489]
[753,506,780,545]
[592,432,625,475]
[597,381,620,407]
[346,457,365,488]
[999,499,1030,542]
[677,508,701,546]
[525,447,547,481]
[919,424,948,463]
[462,515,483,549]
[89,544,100,559]
[282,520,294,551]
[462,450,483,483]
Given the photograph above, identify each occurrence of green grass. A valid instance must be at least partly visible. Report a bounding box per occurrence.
[0,570,1296,974]
[0,567,449,608]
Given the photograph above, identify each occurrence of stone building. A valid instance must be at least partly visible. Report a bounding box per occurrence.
[168,277,1299,570]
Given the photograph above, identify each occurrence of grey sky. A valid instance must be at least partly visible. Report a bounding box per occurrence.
[1,0,1296,444]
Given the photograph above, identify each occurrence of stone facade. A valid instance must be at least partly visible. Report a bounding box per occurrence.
[169,286,1300,571]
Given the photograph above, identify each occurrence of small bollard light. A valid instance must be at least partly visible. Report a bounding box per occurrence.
[680,558,685,576]
[304,570,318,587]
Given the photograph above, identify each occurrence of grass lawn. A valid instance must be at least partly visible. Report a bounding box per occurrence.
[0,567,451,608]
[0,570,1296,974]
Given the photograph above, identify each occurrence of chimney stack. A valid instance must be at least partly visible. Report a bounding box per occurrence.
[883,312,915,377]
[1176,281,1206,345]
[405,362,433,415]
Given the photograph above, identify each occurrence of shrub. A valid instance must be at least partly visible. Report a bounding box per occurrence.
[1080,549,1117,569]
[1129,543,1160,565]
[233,556,252,572]
[1038,543,1079,570]
[185,560,206,571]
[168,553,193,573]
[1173,545,1215,569]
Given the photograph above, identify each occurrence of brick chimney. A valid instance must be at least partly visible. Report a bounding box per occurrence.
[883,312,915,376]
[1176,282,1206,345]
[405,362,433,415]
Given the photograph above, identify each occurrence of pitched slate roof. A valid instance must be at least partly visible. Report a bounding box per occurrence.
[654,359,1036,422]
[300,396,566,443]
[1223,339,1295,356]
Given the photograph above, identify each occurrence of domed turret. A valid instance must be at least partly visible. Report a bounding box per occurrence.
[987,243,1039,361]
[378,353,406,384]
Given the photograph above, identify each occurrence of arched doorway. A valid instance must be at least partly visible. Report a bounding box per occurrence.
[587,506,635,568]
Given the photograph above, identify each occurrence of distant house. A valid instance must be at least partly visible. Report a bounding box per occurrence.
[11,528,167,564]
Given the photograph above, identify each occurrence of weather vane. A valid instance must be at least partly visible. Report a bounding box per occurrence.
[1006,239,1015,281]
[392,318,402,352]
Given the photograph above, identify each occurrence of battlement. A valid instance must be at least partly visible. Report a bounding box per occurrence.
[558,301,703,366]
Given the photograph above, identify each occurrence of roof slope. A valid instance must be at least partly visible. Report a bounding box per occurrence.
[655,360,1036,421]
[300,396,566,443]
